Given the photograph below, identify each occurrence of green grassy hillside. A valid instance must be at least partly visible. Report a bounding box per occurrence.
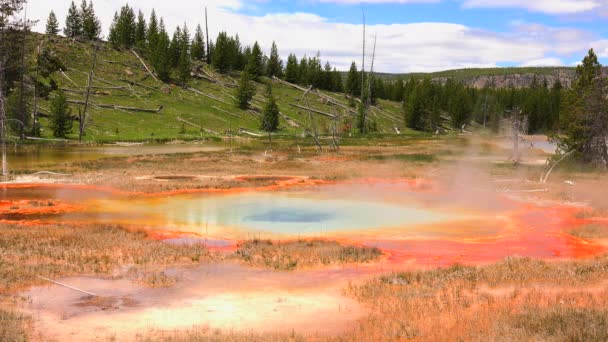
[34,35,409,143]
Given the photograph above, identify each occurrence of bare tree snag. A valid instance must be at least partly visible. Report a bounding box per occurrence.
[80,44,98,142]
[0,58,7,177]
[540,150,575,184]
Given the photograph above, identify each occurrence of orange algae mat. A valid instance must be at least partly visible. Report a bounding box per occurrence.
[1,178,605,268]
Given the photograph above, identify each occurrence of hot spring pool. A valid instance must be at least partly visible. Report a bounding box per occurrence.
[87,190,464,237]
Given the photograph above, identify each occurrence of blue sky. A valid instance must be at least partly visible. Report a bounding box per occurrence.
[29,0,608,72]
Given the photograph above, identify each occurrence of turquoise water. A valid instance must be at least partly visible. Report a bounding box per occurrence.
[153,191,450,235]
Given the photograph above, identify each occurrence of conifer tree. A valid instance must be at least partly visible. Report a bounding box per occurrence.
[46,11,59,35]
[331,68,343,93]
[346,62,361,98]
[262,84,280,150]
[298,56,308,85]
[191,24,205,61]
[266,41,282,78]
[169,26,182,68]
[559,49,608,166]
[134,10,147,49]
[152,19,171,82]
[246,42,264,81]
[229,35,244,71]
[147,10,159,54]
[109,4,136,48]
[177,23,191,85]
[81,0,101,40]
[212,32,230,73]
[235,70,255,109]
[49,91,73,138]
[64,1,82,38]
[285,53,299,83]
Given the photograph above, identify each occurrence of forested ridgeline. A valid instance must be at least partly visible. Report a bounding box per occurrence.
[1,0,607,165]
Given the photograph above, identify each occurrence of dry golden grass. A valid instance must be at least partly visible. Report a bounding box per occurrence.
[570,224,608,240]
[340,256,608,341]
[234,239,382,270]
[0,309,28,342]
[137,328,305,342]
[0,223,212,293]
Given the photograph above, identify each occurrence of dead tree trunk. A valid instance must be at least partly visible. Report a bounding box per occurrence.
[80,44,98,142]
[31,40,44,136]
[205,7,211,64]
[0,59,8,178]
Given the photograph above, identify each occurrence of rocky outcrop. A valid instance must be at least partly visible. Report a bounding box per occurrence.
[433,68,608,89]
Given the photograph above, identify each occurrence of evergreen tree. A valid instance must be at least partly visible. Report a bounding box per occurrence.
[547,80,562,131]
[64,1,82,38]
[152,19,171,81]
[146,10,159,55]
[449,86,472,128]
[49,91,73,138]
[134,10,147,49]
[261,84,280,150]
[191,24,205,61]
[559,49,608,166]
[212,32,230,73]
[109,4,136,48]
[81,0,101,40]
[261,84,280,132]
[392,78,404,102]
[298,56,309,85]
[331,68,343,93]
[235,70,255,109]
[177,47,191,85]
[266,41,282,78]
[229,35,245,70]
[168,26,182,68]
[45,11,59,35]
[246,42,264,81]
[346,62,361,98]
[285,54,299,83]
[177,23,191,85]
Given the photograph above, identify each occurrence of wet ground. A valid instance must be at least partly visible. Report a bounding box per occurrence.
[25,263,364,341]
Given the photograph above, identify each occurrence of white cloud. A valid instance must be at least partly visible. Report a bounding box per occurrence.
[462,0,601,14]
[26,0,601,73]
[520,57,564,67]
[591,39,608,57]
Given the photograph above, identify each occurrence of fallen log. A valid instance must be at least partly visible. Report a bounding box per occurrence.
[212,106,240,118]
[118,78,158,91]
[67,100,163,113]
[101,59,144,70]
[131,49,160,84]
[289,103,336,118]
[37,276,97,297]
[188,87,231,105]
[273,76,355,115]
[26,136,70,142]
[177,117,218,135]
[239,128,263,137]
[193,73,236,88]
[202,69,236,87]
[60,70,79,87]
